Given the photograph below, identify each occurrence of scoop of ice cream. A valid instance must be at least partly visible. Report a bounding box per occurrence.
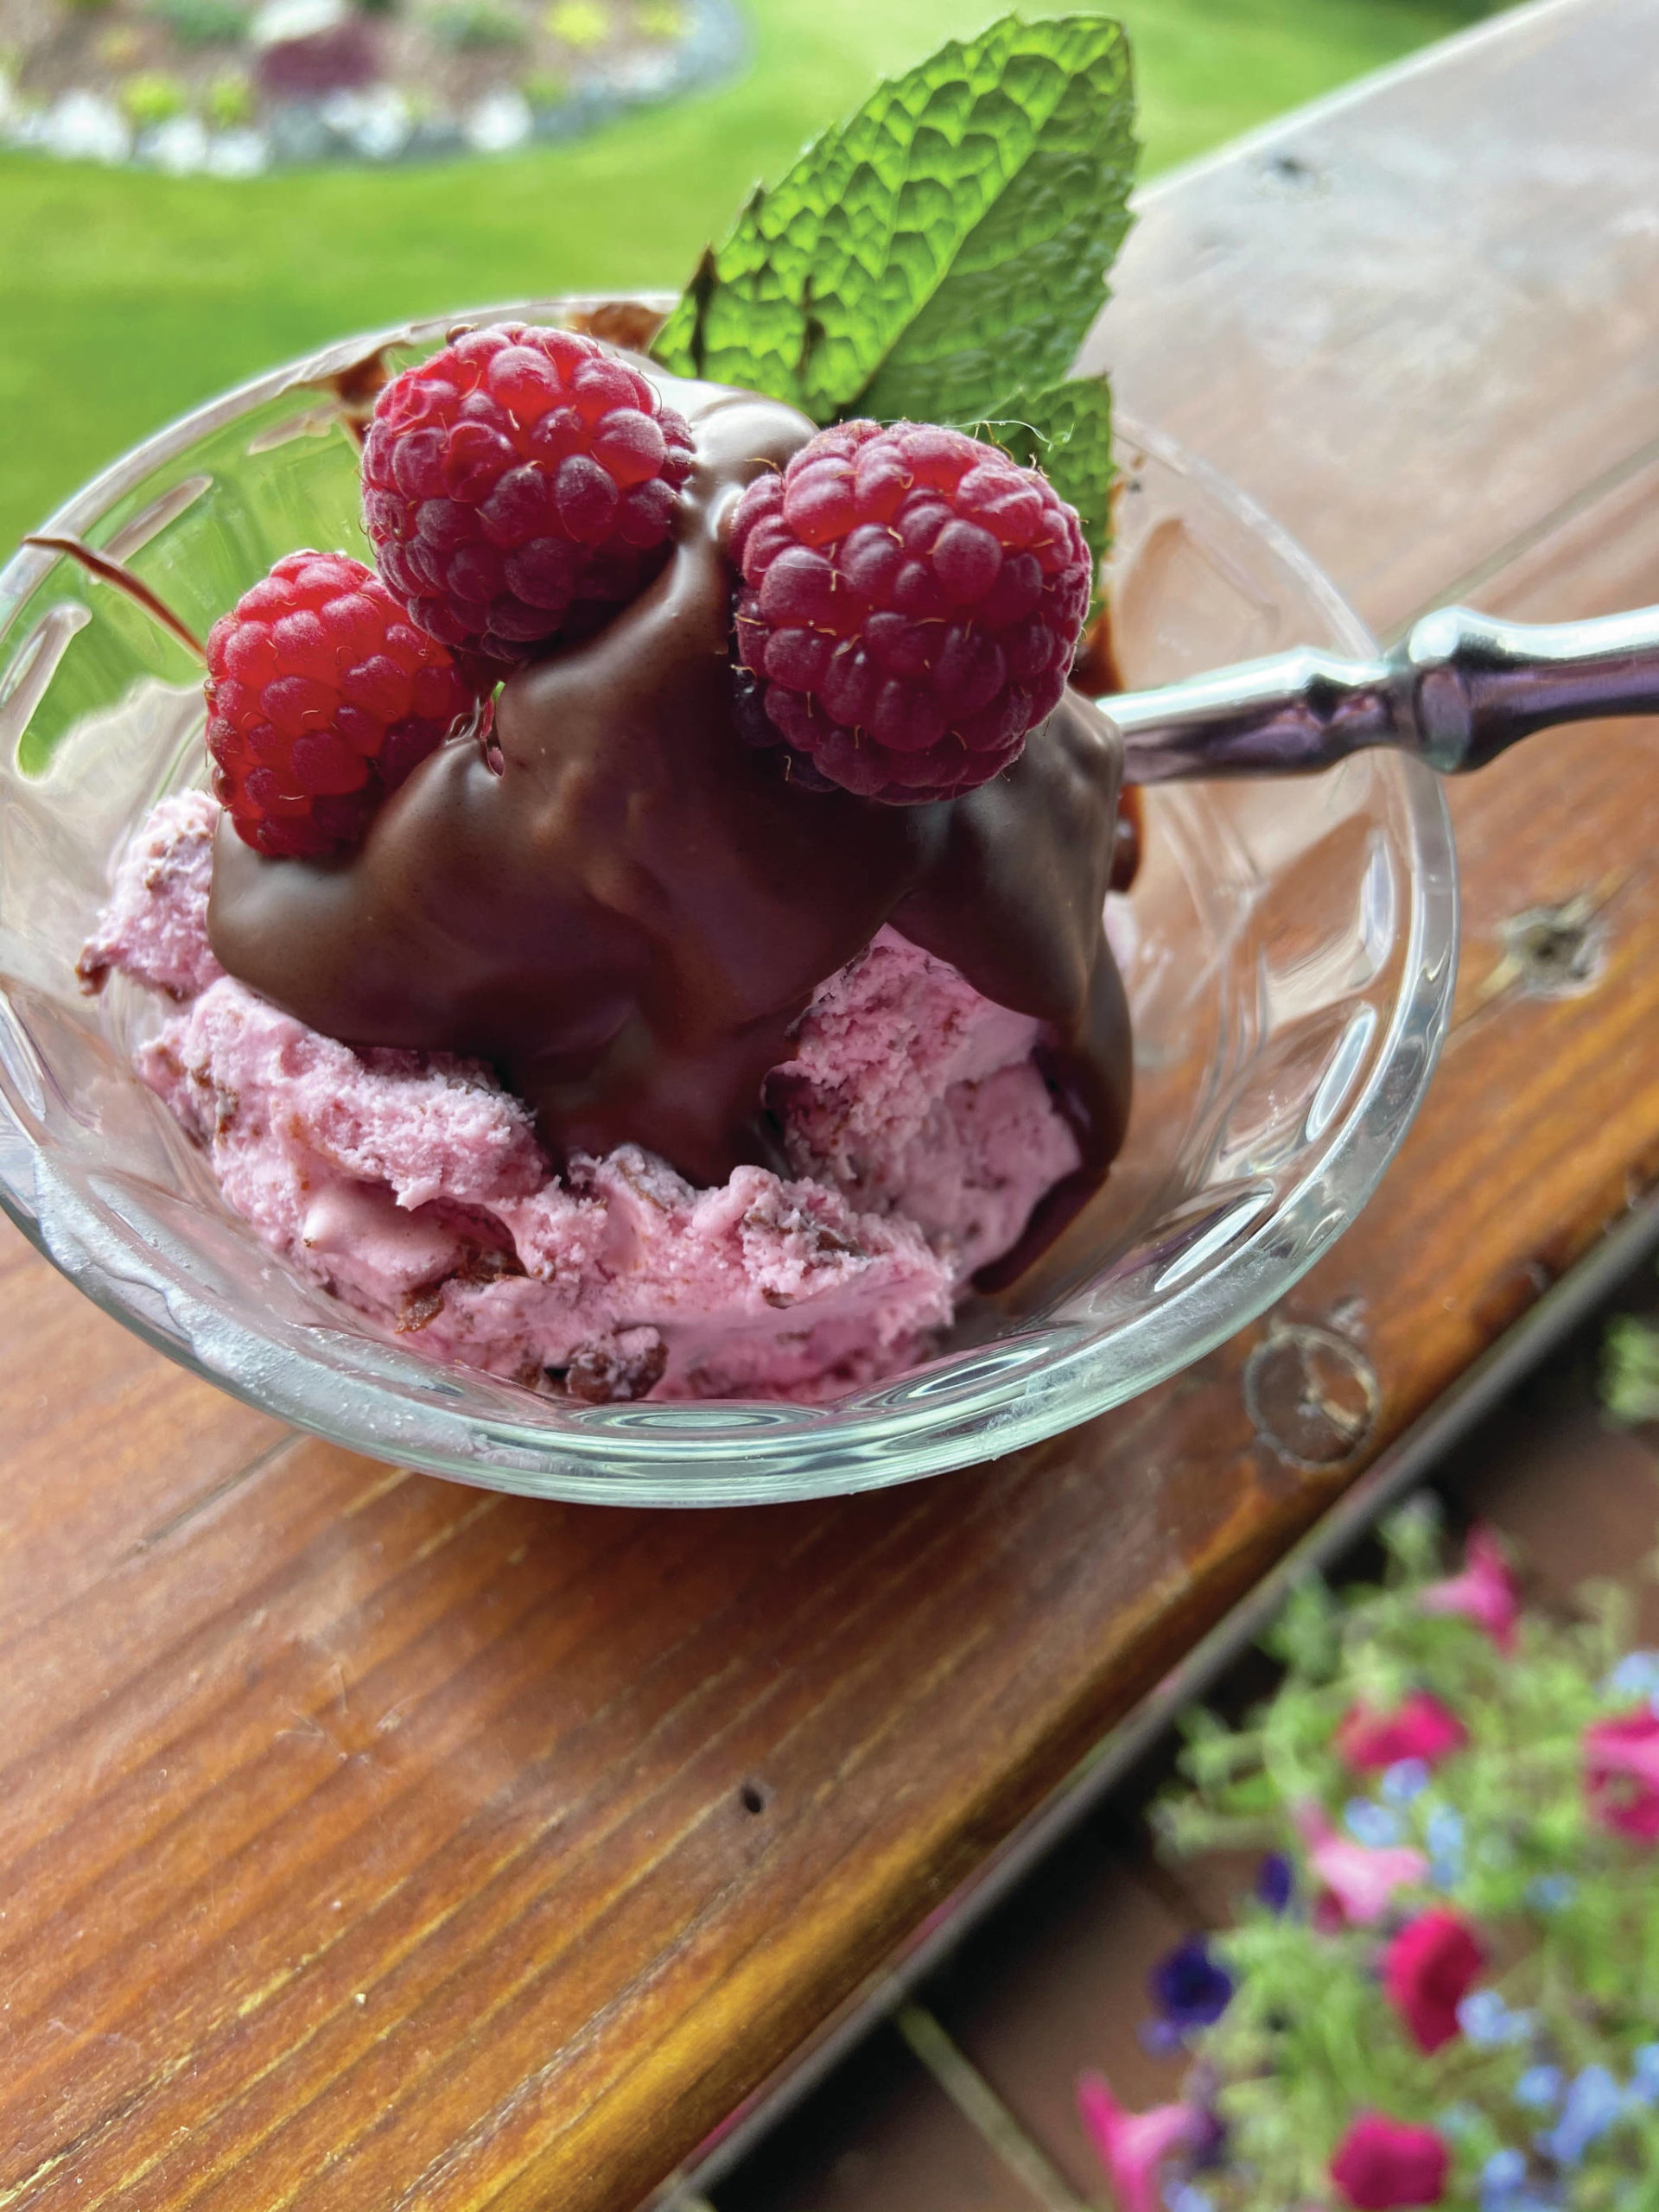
[141,974,956,1401]
[92,791,1084,1402]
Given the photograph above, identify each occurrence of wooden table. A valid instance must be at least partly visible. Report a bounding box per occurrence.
[6,3,1659,2205]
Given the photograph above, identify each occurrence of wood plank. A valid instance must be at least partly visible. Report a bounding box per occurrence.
[0,1213,285,1653]
[6,4,1659,2208]
[1084,0,1659,636]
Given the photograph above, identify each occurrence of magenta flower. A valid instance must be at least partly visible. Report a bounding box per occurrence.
[1330,2113,1449,2207]
[1336,1692,1467,1774]
[1381,1909,1484,2051]
[1077,2072,1198,2212]
[1419,1525,1520,1653]
[1294,1802,1428,1925]
[1584,1708,1659,1843]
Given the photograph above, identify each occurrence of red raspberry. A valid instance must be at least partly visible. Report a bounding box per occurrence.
[206,551,476,859]
[360,323,696,666]
[730,421,1091,804]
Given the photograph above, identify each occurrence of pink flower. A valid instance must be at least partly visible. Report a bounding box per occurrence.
[1336,1692,1467,1774]
[1295,1802,1428,1925]
[1330,2113,1449,2207]
[1381,1909,1484,2051]
[1584,1709,1659,1843]
[1077,2072,1198,2212]
[1420,1525,1520,1653]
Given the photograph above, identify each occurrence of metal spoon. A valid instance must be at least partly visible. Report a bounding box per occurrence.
[1107,602,1659,784]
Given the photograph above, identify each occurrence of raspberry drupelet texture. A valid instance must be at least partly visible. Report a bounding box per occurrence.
[361,323,696,666]
[206,551,476,859]
[729,420,1092,804]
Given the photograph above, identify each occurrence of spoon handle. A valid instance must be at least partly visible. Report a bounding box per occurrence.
[1108,601,1659,785]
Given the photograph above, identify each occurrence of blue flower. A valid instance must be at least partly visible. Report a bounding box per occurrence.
[1536,2064,1624,2165]
[1479,2148,1560,2212]
[1481,2147,1528,2202]
[1524,1873,1576,1913]
[1427,1803,1465,1885]
[1255,1852,1293,1912]
[1603,1649,1659,1710]
[1514,2065,1563,2113]
[1459,1990,1535,2048]
[1344,1796,1403,1848]
[1628,2044,1659,2106]
[1148,1937,1233,2031]
[1381,1757,1431,1806]
[1164,2186,1214,2212]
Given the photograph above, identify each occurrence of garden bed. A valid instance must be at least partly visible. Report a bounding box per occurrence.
[0,0,743,169]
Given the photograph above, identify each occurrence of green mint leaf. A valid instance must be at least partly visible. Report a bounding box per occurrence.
[652,14,1137,429]
[969,375,1115,575]
[855,27,1135,425]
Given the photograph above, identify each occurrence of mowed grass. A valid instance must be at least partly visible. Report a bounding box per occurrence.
[0,0,1491,550]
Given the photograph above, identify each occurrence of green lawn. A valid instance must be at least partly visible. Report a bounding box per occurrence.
[1,0,1490,551]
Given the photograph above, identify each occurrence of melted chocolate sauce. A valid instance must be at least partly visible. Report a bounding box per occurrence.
[208,367,1132,1287]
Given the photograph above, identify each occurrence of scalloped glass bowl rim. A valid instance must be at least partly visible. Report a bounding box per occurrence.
[0,301,1459,1505]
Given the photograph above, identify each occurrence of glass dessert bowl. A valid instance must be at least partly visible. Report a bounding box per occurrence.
[0,300,1455,1505]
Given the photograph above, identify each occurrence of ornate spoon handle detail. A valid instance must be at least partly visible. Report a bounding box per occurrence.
[1107,602,1659,785]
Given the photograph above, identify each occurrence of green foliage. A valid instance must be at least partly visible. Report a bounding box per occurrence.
[653,13,1135,439]
[544,0,607,47]
[1150,1504,1659,2210]
[430,0,528,47]
[521,68,569,108]
[148,0,251,43]
[635,0,684,37]
[120,69,188,124]
[1604,1313,1659,1426]
[204,69,254,124]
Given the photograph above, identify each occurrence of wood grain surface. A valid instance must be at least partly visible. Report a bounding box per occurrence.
[5,3,1659,2206]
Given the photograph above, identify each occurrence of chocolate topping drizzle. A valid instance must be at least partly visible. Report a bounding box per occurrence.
[207,365,1132,1287]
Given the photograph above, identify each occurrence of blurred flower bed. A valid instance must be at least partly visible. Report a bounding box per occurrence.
[0,0,742,170]
[1081,1500,1659,2210]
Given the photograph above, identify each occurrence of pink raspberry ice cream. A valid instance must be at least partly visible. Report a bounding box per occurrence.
[88,790,1082,1403]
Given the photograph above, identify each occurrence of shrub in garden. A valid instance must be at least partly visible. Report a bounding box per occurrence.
[544,0,606,48]
[148,0,251,47]
[204,69,253,124]
[429,2,528,50]
[1077,1500,1659,2210]
[253,18,376,93]
[120,68,188,123]
[1603,1311,1659,1425]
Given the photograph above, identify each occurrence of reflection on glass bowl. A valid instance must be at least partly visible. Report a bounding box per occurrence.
[0,301,1456,1505]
